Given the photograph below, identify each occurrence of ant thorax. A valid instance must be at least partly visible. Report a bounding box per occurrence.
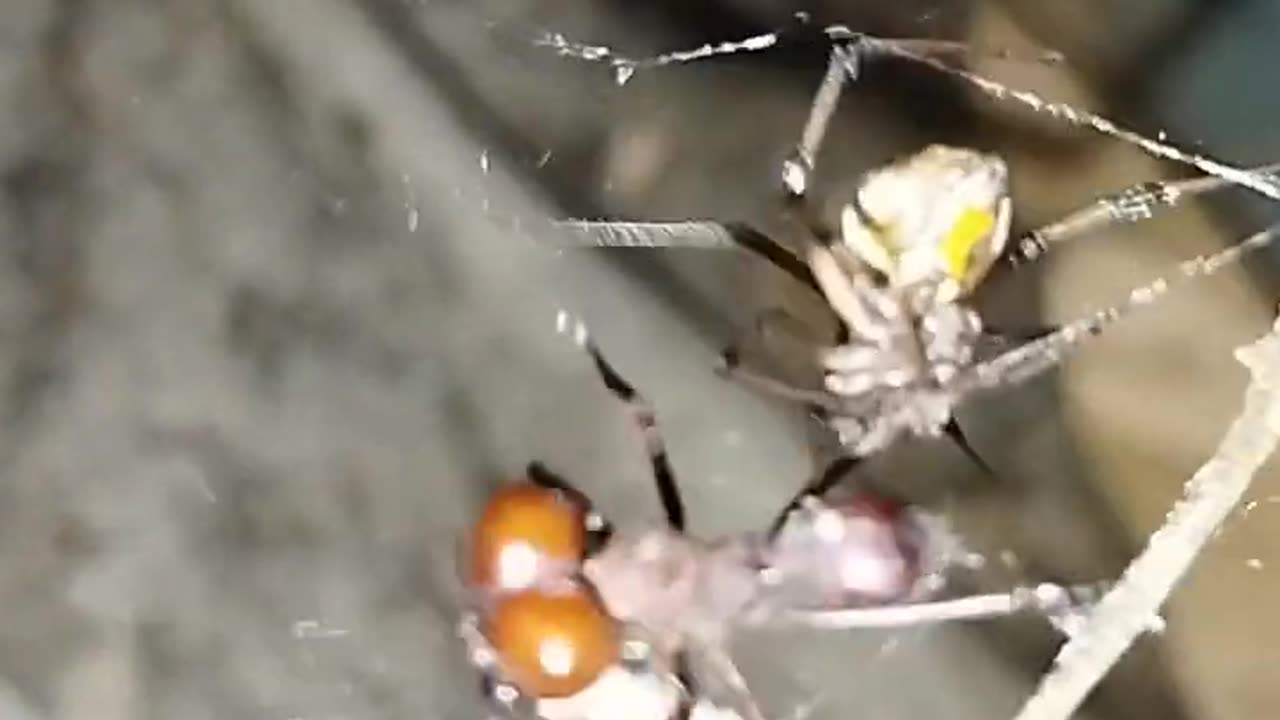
[582,529,761,652]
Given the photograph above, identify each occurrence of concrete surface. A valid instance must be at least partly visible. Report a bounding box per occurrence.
[0,1,1276,719]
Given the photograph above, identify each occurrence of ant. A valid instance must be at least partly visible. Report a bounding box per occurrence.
[545,22,1280,513]
[456,315,1095,720]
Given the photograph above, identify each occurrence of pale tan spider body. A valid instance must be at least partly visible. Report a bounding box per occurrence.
[807,145,1012,454]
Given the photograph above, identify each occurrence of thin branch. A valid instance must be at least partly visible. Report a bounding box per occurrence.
[1012,309,1280,720]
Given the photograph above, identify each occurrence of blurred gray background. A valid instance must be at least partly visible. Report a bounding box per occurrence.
[0,0,1278,719]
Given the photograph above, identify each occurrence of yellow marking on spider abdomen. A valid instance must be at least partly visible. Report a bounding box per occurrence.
[941,207,995,280]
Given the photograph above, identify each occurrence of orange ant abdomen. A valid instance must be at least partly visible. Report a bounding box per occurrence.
[469,482,587,592]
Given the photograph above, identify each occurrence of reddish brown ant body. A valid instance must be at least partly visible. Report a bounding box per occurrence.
[456,317,1088,720]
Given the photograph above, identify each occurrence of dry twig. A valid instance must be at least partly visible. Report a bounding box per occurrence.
[1013,307,1280,720]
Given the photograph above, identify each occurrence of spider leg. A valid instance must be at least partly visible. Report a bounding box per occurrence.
[767,455,861,539]
[781,41,862,200]
[723,221,821,293]
[1004,163,1280,267]
[553,219,821,295]
[963,222,1280,393]
[941,417,995,477]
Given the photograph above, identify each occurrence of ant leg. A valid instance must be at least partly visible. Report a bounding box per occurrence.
[526,462,614,548]
[694,643,767,720]
[963,222,1280,393]
[768,455,861,539]
[578,336,688,534]
[669,653,696,720]
[526,461,590,501]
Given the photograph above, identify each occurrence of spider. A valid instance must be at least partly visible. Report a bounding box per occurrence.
[543,22,1280,514]
[456,316,1095,720]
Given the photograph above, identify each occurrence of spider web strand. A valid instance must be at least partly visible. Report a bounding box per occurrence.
[872,41,1280,203]
[533,31,781,85]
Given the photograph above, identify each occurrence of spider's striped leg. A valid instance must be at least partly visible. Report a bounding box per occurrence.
[963,222,1280,394]
[780,29,994,199]
[781,39,863,200]
[942,417,996,478]
[1004,163,1280,268]
[777,44,860,255]
[553,219,820,295]
[981,167,1278,346]
[722,222,820,293]
[972,172,1280,345]
[978,326,1061,354]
